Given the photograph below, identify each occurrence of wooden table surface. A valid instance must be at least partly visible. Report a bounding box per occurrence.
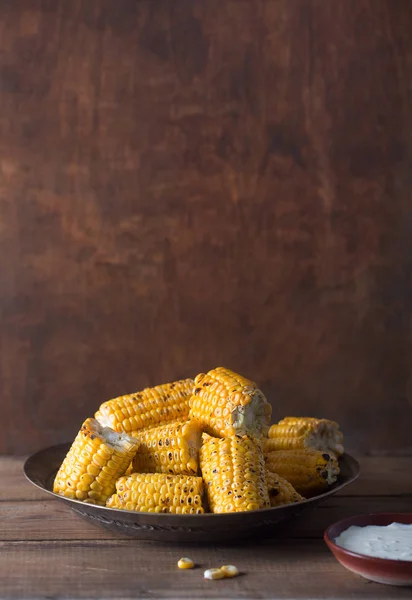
[2,455,411,599]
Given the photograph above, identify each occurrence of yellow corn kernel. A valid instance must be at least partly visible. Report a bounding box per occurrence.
[177,558,195,569]
[265,449,340,496]
[53,418,139,506]
[132,419,202,476]
[204,568,225,580]
[199,434,269,513]
[220,565,239,578]
[264,416,344,455]
[95,379,194,434]
[265,470,305,506]
[189,367,271,438]
[108,472,205,514]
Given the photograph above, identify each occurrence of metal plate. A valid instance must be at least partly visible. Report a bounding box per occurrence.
[24,444,359,543]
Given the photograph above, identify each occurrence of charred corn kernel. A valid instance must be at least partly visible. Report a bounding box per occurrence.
[200,434,269,513]
[177,558,195,569]
[189,367,271,438]
[220,565,239,578]
[264,417,344,456]
[265,470,305,506]
[204,568,225,580]
[53,418,139,506]
[131,419,202,476]
[265,449,340,496]
[108,472,205,514]
[95,379,194,435]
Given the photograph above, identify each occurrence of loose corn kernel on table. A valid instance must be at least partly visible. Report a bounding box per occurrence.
[1,456,411,600]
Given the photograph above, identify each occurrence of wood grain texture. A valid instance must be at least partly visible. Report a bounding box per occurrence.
[3,539,412,600]
[0,0,412,453]
[1,456,412,599]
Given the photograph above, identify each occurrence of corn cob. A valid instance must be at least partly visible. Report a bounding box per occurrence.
[264,417,344,456]
[265,470,305,506]
[189,367,271,438]
[131,419,202,476]
[95,378,193,435]
[199,434,270,513]
[53,418,139,505]
[106,472,205,514]
[264,449,340,496]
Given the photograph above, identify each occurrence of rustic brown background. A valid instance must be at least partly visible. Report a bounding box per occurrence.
[0,0,411,455]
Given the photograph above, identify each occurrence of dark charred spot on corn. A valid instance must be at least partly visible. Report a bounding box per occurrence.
[235,495,242,499]
[321,471,329,479]
[270,489,279,496]
[158,440,163,446]
[194,388,201,395]
[165,439,170,446]
[322,453,331,461]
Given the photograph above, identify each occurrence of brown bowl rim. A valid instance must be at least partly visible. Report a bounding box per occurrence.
[324,512,412,568]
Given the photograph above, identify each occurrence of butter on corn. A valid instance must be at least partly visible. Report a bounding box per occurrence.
[95,379,194,435]
[53,418,139,506]
[131,419,202,476]
[264,417,344,456]
[106,472,205,514]
[265,449,340,496]
[200,434,270,513]
[189,367,271,438]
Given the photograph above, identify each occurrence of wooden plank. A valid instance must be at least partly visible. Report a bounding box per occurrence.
[1,539,411,600]
[0,456,45,501]
[3,456,411,502]
[1,495,410,542]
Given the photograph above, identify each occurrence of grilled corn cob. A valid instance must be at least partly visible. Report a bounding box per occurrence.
[265,449,340,496]
[131,419,202,476]
[189,367,271,438]
[53,418,139,505]
[199,434,270,513]
[265,470,305,506]
[95,378,193,435]
[264,417,344,456]
[106,472,205,514]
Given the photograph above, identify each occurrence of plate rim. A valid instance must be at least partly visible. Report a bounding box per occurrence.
[23,443,360,520]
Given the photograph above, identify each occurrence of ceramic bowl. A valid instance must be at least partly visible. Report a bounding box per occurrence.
[325,513,412,586]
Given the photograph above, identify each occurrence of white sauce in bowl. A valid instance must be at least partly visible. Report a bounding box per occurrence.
[335,522,412,561]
